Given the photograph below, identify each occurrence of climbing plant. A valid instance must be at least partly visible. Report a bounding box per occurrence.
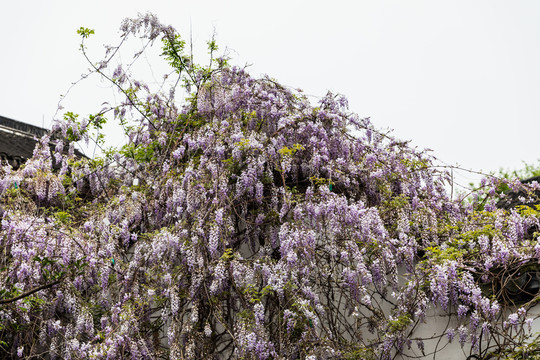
[1,14,540,359]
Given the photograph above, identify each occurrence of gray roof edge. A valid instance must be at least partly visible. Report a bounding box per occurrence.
[0,115,49,138]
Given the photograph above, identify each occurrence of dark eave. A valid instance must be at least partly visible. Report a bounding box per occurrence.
[0,115,49,138]
[0,115,86,169]
[0,115,50,164]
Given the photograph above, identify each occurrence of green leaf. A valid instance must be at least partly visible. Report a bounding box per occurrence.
[77,27,95,39]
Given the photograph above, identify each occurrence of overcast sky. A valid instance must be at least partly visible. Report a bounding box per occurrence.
[2,1,540,188]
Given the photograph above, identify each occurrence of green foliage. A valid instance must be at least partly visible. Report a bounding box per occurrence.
[235,138,251,150]
[516,203,540,218]
[343,347,376,360]
[64,112,82,142]
[77,27,95,39]
[243,283,274,304]
[486,340,540,360]
[120,142,157,163]
[89,113,107,130]
[54,210,72,225]
[222,157,242,175]
[309,176,332,186]
[425,213,498,264]
[387,314,412,334]
[220,248,234,261]
[0,286,22,304]
[401,157,429,171]
[207,39,218,53]
[499,160,540,181]
[468,159,540,203]
[278,143,305,157]
[161,33,188,74]
[382,193,409,212]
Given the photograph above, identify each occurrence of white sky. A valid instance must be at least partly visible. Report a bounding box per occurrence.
[2,1,540,187]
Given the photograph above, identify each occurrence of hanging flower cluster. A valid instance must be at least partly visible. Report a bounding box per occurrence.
[1,14,540,360]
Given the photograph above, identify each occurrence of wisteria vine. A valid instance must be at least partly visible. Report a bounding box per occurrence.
[1,14,540,360]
